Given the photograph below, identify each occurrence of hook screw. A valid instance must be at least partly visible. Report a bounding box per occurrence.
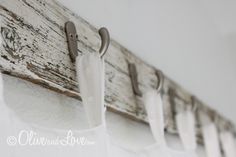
[65,21,110,62]
[155,70,164,93]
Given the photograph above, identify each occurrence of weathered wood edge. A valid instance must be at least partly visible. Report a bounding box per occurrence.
[0,0,235,145]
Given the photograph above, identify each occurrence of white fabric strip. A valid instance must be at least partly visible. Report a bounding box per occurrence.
[140,90,196,157]
[176,110,197,151]
[0,52,109,157]
[143,90,166,145]
[202,123,222,157]
[220,131,236,157]
[76,52,109,156]
[76,52,105,128]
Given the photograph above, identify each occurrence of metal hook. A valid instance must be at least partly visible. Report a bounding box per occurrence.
[190,96,198,112]
[128,63,142,97]
[98,27,110,58]
[128,65,164,97]
[168,88,178,115]
[155,70,164,93]
[65,21,78,62]
[65,21,110,62]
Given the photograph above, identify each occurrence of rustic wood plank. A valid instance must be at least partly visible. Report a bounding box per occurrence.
[0,0,235,144]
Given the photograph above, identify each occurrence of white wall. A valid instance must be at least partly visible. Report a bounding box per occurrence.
[56,0,236,124]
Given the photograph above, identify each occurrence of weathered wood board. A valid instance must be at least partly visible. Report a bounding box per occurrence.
[0,0,235,143]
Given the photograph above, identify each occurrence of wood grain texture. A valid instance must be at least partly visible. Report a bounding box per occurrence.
[0,0,235,143]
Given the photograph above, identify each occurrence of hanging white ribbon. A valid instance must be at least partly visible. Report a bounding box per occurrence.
[202,122,222,157]
[176,110,197,152]
[144,90,166,145]
[76,52,105,128]
[220,131,236,157]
